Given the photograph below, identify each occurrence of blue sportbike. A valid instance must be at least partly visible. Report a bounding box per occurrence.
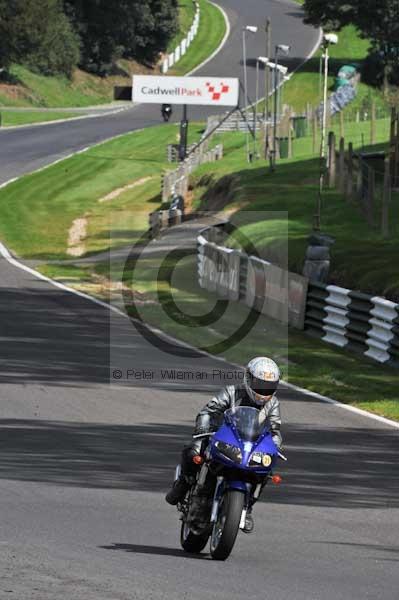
[174,406,286,560]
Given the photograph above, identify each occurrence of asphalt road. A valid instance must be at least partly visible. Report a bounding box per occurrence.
[1,2,398,599]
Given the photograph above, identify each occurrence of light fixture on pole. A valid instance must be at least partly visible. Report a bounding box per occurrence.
[271,44,290,171]
[315,32,338,230]
[242,25,258,162]
[255,56,269,159]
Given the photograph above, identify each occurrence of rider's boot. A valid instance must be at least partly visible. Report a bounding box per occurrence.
[243,510,255,534]
[165,475,190,505]
[165,442,203,505]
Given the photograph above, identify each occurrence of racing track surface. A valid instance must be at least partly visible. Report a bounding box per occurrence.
[0,2,398,599]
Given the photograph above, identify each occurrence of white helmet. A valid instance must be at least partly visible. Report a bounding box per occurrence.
[244,357,280,407]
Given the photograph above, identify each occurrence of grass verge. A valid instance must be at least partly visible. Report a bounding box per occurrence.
[167,0,197,53]
[0,64,123,108]
[0,110,83,127]
[0,123,205,259]
[169,0,226,75]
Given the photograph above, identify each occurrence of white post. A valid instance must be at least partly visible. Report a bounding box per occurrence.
[243,30,250,162]
[321,47,330,161]
[181,39,187,56]
[254,59,260,158]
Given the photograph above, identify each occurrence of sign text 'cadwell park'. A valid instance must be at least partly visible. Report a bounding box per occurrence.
[132,75,239,107]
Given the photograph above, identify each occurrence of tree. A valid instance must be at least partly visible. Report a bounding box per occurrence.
[303,0,399,86]
[0,0,80,77]
[64,0,178,74]
[0,1,14,70]
[356,0,399,87]
[302,0,357,31]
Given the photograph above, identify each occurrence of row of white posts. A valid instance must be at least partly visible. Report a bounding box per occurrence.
[162,2,200,73]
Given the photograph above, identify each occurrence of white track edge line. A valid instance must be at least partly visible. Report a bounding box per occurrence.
[0,238,398,430]
[0,107,129,132]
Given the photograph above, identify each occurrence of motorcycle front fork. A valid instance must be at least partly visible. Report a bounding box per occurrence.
[209,477,264,528]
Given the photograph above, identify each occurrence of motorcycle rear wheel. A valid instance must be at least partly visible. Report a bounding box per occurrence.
[180,521,210,554]
[210,490,244,561]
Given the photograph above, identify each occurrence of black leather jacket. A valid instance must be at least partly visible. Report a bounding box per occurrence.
[194,384,282,449]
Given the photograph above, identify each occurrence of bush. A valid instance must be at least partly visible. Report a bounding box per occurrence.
[363,51,399,87]
[23,1,80,77]
[0,0,80,78]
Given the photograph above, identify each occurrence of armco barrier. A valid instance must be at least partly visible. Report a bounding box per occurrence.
[197,225,399,365]
[197,235,241,301]
[162,2,200,74]
[305,282,399,366]
[197,225,308,329]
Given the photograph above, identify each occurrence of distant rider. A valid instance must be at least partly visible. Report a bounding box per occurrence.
[165,357,283,533]
[161,103,173,122]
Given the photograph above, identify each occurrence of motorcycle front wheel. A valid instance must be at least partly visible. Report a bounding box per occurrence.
[180,521,210,554]
[210,490,245,561]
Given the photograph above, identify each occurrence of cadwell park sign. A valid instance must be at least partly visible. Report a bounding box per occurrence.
[132,75,239,107]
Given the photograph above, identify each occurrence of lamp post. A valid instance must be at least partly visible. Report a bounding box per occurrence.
[242,25,258,162]
[255,56,269,159]
[271,44,290,171]
[315,33,338,230]
[264,19,272,159]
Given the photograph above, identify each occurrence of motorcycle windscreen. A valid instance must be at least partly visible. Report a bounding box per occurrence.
[224,407,268,443]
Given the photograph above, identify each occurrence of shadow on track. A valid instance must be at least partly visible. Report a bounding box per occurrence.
[0,416,398,509]
[99,543,209,560]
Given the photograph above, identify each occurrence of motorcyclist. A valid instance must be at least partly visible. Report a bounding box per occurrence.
[165,357,283,533]
[161,103,172,122]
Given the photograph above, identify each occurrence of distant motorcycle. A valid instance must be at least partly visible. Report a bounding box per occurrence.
[161,104,173,122]
[173,406,286,560]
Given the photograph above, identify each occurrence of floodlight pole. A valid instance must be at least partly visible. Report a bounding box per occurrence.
[315,42,331,230]
[179,104,188,162]
[264,19,272,159]
[272,47,279,171]
[242,28,251,162]
[255,59,260,158]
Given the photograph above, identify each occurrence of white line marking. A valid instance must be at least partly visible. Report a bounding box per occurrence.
[185,2,231,76]
[0,107,129,132]
[281,381,399,430]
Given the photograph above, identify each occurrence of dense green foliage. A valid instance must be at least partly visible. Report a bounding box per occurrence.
[64,0,178,74]
[0,0,178,77]
[0,0,80,76]
[303,0,399,85]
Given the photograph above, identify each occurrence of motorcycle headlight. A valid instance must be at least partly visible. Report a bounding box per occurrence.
[249,452,272,468]
[215,441,242,464]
